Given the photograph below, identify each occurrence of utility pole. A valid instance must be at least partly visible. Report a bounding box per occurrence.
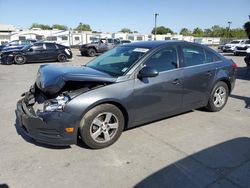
[227,21,232,42]
[154,13,159,40]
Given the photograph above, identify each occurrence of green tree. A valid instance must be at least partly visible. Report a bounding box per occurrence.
[151,26,173,35]
[243,22,250,39]
[230,28,247,38]
[203,28,212,37]
[52,24,68,30]
[119,28,132,33]
[75,22,92,31]
[30,23,51,30]
[192,27,203,37]
[179,28,192,36]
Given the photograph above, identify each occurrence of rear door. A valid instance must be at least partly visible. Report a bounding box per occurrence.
[180,44,217,109]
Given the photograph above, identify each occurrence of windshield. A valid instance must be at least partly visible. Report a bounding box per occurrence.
[21,44,32,50]
[86,46,150,77]
[245,40,250,44]
[230,41,240,44]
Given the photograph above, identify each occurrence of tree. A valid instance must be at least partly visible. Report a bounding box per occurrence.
[192,27,203,37]
[243,22,250,39]
[151,26,173,35]
[119,28,132,33]
[52,24,68,30]
[179,28,192,36]
[75,22,92,31]
[30,23,51,30]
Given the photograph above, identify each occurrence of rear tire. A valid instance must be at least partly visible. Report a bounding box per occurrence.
[14,55,26,65]
[205,81,229,112]
[80,104,124,149]
[87,48,96,57]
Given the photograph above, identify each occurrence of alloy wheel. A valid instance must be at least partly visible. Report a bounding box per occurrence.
[213,86,226,108]
[90,112,119,143]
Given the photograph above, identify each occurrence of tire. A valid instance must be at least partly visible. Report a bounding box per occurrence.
[80,104,124,149]
[205,81,229,112]
[87,48,96,57]
[14,54,26,65]
[80,52,85,56]
[57,54,67,62]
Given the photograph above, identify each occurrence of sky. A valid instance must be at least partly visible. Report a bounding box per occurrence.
[0,0,249,34]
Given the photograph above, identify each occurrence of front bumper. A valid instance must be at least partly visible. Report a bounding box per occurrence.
[16,98,78,146]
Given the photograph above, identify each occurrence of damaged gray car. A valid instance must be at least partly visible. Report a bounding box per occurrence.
[16,41,237,149]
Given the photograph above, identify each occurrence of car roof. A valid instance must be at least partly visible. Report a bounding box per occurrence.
[121,40,188,48]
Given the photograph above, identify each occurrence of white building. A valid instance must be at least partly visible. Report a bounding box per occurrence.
[0,24,17,44]
[7,27,221,47]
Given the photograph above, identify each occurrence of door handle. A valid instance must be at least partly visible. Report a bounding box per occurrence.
[172,79,181,85]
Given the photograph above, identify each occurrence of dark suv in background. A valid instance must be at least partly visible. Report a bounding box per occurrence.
[79,38,121,56]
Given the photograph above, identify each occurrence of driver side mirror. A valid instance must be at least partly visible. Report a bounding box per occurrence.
[28,48,33,52]
[138,66,159,79]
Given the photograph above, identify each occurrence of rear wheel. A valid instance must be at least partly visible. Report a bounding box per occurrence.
[14,55,26,65]
[57,54,67,62]
[206,81,229,112]
[87,48,96,57]
[80,104,124,149]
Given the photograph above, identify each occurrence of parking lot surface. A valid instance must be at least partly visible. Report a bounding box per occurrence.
[0,49,249,188]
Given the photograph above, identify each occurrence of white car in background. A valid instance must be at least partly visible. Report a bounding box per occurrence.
[222,40,246,52]
[234,40,250,56]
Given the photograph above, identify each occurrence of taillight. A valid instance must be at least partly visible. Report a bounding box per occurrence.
[232,62,237,70]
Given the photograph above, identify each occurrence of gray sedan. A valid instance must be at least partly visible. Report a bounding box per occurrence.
[16,41,237,149]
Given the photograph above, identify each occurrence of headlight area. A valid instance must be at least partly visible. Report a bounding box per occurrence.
[34,94,71,114]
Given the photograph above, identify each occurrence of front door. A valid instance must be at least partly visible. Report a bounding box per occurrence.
[131,45,183,125]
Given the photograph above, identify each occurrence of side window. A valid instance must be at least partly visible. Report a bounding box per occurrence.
[21,41,29,45]
[46,43,56,50]
[32,43,44,50]
[144,47,178,72]
[205,49,221,63]
[182,45,205,67]
[114,39,120,45]
[107,39,113,44]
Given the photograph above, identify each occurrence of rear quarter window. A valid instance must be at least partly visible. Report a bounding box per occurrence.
[205,49,221,63]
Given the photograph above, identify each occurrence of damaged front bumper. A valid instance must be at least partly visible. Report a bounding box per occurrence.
[16,94,78,146]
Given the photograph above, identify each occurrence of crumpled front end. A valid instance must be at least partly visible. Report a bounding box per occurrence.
[16,87,79,146]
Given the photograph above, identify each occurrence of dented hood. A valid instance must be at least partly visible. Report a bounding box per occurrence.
[36,64,116,94]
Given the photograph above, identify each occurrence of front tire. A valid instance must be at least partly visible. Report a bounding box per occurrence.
[80,104,124,149]
[57,54,67,62]
[14,54,26,65]
[206,81,229,112]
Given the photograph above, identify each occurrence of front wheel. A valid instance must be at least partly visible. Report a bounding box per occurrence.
[80,104,124,149]
[57,54,67,62]
[14,54,26,65]
[206,81,229,112]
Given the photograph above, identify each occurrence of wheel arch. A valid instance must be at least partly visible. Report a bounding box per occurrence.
[216,78,232,94]
[79,99,129,131]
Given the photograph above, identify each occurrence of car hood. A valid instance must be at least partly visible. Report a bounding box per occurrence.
[36,64,117,95]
